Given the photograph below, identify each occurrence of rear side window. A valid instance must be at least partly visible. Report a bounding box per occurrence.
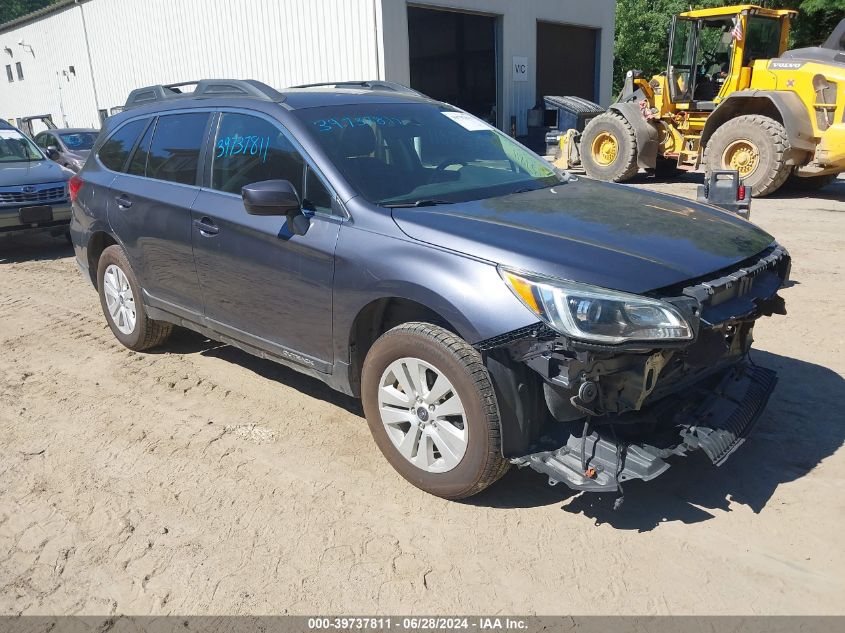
[146,113,209,185]
[98,119,147,172]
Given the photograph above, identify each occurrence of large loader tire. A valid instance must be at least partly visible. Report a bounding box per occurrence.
[704,115,792,197]
[580,112,639,182]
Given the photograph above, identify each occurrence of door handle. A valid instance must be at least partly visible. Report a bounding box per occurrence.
[193,216,219,237]
[115,194,132,209]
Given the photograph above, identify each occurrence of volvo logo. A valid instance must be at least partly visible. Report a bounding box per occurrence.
[22,185,36,193]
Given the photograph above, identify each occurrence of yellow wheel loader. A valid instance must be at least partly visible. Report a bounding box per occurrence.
[557,4,845,196]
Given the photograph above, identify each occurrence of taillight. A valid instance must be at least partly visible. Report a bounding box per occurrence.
[69,175,83,202]
[737,183,746,201]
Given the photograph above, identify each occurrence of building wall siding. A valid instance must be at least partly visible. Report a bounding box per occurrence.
[0,0,615,136]
[0,4,100,128]
[1,0,381,127]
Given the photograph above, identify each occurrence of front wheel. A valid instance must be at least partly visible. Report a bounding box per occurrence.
[361,323,509,499]
[97,245,172,351]
[580,111,639,182]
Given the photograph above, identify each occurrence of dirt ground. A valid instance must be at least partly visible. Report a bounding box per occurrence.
[1,174,843,616]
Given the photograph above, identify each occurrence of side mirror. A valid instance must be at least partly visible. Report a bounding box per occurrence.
[242,179,310,235]
[46,145,60,159]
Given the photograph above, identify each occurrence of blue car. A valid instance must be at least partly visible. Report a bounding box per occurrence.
[70,79,789,501]
[0,120,73,240]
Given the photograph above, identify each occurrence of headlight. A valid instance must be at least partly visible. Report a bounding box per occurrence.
[500,267,693,344]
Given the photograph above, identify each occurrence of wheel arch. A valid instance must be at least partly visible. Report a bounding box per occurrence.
[701,91,816,164]
[86,230,119,288]
[347,295,465,398]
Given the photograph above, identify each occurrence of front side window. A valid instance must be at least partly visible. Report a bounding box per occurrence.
[5,65,12,83]
[693,18,736,100]
[60,131,98,151]
[15,62,23,81]
[211,112,334,213]
[295,103,560,206]
[146,112,209,185]
[98,118,148,172]
[0,128,43,162]
[669,18,696,102]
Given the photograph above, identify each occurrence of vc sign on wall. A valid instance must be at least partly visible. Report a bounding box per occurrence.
[512,56,528,82]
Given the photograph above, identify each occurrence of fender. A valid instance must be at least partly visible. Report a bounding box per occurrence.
[701,91,817,160]
[608,101,659,169]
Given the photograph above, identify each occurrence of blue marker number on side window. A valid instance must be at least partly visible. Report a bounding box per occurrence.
[312,115,406,132]
[215,134,271,163]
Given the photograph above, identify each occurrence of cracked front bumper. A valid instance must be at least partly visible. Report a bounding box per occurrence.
[513,362,777,492]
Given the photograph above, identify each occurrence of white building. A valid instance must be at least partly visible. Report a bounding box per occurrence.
[0,0,615,136]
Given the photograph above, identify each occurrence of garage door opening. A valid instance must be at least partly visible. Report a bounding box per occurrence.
[536,21,598,102]
[407,6,498,125]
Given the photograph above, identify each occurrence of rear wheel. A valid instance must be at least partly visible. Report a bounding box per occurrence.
[580,112,639,182]
[705,115,791,197]
[361,323,509,499]
[97,245,172,351]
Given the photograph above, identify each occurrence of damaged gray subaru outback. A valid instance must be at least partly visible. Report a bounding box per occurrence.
[70,80,788,501]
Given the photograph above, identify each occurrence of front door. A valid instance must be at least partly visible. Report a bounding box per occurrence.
[190,111,340,370]
[108,112,211,316]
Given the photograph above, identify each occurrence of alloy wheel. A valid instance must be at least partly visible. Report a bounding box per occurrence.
[103,264,137,335]
[377,356,468,473]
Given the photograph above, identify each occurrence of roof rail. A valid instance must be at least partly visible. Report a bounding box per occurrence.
[289,80,425,97]
[124,79,285,109]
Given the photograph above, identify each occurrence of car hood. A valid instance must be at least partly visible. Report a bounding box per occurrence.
[390,178,775,294]
[0,159,72,186]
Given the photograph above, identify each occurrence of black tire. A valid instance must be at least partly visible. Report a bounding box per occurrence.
[361,322,509,500]
[784,172,839,192]
[97,245,172,351]
[704,114,791,197]
[580,111,639,182]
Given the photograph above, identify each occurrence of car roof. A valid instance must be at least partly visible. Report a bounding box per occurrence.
[54,127,99,134]
[279,87,435,110]
[108,89,440,131]
[118,79,436,118]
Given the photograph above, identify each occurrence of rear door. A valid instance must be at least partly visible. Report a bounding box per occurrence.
[108,111,211,316]
[190,110,341,369]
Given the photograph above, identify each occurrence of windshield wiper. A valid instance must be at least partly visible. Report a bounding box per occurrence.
[383,199,454,208]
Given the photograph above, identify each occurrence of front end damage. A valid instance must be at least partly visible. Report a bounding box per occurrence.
[479,245,790,495]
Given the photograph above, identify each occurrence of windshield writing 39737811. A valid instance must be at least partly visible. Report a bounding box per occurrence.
[215,135,271,163]
[311,116,408,133]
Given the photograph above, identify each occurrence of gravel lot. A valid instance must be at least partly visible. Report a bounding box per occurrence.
[1,175,843,615]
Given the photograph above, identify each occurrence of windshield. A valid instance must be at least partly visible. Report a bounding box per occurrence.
[59,131,98,151]
[296,103,562,206]
[0,129,43,163]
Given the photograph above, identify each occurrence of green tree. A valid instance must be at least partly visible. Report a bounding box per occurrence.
[0,0,55,26]
[613,0,845,94]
